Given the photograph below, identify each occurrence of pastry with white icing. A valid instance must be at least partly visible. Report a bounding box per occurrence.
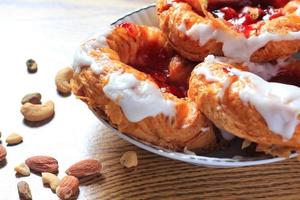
[189,55,300,156]
[157,0,300,62]
[71,23,216,151]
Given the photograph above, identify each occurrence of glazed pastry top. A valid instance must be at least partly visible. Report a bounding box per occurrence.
[194,55,300,139]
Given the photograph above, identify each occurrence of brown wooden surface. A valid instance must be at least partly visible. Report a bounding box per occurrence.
[0,0,300,199]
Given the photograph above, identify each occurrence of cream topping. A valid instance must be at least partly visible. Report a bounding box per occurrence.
[72,27,112,74]
[296,7,300,16]
[103,72,176,122]
[178,22,300,62]
[196,55,284,81]
[73,27,177,123]
[195,55,300,140]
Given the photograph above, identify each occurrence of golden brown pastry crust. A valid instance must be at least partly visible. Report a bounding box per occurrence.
[157,0,300,62]
[71,23,216,151]
[188,58,300,156]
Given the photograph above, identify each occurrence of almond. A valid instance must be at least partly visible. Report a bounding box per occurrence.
[6,133,23,145]
[17,181,32,200]
[120,151,138,168]
[25,156,58,173]
[65,159,102,178]
[56,176,79,200]
[42,172,60,191]
[0,144,7,162]
[14,163,31,176]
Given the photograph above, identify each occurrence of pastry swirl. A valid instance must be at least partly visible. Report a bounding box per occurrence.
[71,23,216,151]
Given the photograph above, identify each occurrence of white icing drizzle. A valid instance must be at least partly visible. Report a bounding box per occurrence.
[243,61,280,80]
[218,78,231,99]
[195,55,300,140]
[196,55,284,81]
[103,72,175,122]
[194,64,225,82]
[72,27,112,74]
[230,68,300,139]
[178,22,300,61]
[73,48,94,73]
[200,127,210,133]
[296,7,300,16]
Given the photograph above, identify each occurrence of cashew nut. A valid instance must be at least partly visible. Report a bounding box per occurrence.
[42,172,60,191]
[55,67,74,94]
[21,101,55,122]
[21,92,41,105]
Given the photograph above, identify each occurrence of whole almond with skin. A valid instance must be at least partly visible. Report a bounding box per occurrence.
[25,156,58,173]
[0,144,7,162]
[66,159,102,178]
[56,176,79,200]
[17,181,32,200]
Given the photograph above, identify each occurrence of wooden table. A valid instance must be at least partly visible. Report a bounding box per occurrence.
[1,0,300,199]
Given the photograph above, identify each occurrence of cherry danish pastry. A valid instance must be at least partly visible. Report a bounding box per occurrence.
[157,0,300,62]
[189,55,300,156]
[71,23,216,151]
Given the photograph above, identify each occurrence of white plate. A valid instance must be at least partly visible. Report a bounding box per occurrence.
[94,4,297,168]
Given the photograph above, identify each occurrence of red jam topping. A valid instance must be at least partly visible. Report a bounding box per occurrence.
[118,22,187,98]
[117,22,138,38]
[137,37,188,98]
[208,0,289,37]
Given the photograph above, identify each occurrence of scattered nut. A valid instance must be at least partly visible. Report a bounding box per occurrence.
[21,100,55,122]
[42,172,60,191]
[14,163,30,176]
[25,156,59,173]
[120,151,138,168]
[55,67,74,94]
[17,181,32,200]
[21,93,42,105]
[66,159,102,178]
[26,59,38,73]
[6,133,23,145]
[56,176,79,200]
[0,144,7,162]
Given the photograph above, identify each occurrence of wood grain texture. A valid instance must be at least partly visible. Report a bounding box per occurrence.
[0,0,300,199]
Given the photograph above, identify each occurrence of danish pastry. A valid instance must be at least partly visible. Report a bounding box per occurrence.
[157,0,300,62]
[71,23,216,151]
[189,55,300,156]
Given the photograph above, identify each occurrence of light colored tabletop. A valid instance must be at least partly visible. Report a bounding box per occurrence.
[1,0,300,199]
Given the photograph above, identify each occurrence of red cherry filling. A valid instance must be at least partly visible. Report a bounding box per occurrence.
[220,7,238,20]
[117,22,138,38]
[209,0,289,37]
[117,22,188,98]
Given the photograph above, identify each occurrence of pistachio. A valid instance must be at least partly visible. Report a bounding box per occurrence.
[26,59,38,73]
